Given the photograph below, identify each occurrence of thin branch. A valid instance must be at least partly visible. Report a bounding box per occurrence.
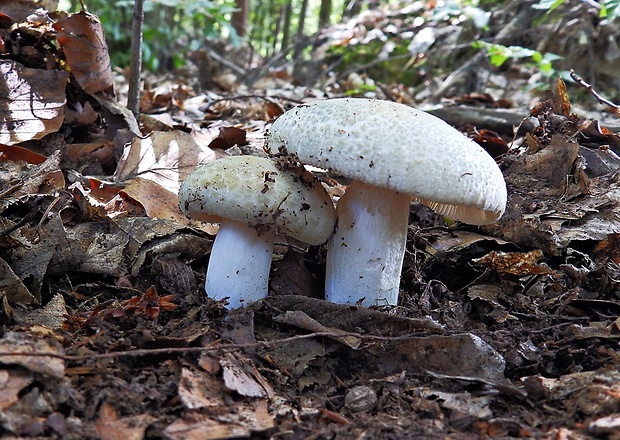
[569,69,620,110]
[0,330,434,362]
[200,94,304,112]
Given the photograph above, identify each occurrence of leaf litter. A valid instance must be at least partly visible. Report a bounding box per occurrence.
[0,3,619,440]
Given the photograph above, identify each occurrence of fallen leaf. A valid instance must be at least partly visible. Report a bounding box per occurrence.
[274,310,362,349]
[0,257,37,306]
[95,402,155,440]
[473,249,554,276]
[163,400,274,440]
[13,293,66,328]
[0,369,33,411]
[0,328,65,378]
[120,177,189,224]
[0,61,67,144]
[220,352,274,398]
[178,367,228,409]
[114,130,216,195]
[53,11,114,96]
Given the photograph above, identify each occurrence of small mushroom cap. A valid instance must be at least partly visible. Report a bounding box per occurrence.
[266,98,507,225]
[178,156,336,245]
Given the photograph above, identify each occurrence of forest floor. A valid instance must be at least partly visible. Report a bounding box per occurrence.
[1,2,620,439]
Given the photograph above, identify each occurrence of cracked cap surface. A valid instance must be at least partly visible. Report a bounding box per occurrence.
[179,155,336,245]
[266,98,507,225]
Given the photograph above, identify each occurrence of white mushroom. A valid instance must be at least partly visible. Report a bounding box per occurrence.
[178,156,336,308]
[266,98,507,307]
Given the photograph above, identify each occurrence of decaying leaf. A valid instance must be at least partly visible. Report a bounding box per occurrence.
[220,352,274,398]
[0,328,65,378]
[0,148,65,211]
[420,390,493,420]
[178,367,228,409]
[53,11,114,96]
[12,293,66,328]
[163,399,274,440]
[0,369,33,411]
[95,402,155,440]
[0,257,37,306]
[120,177,189,224]
[473,249,554,276]
[114,130,217,195]
[274,310,362,348]
[375,333,506,381]
[0,61,67,145]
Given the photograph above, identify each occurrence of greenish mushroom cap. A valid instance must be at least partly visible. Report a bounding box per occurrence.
[179,156,336,245]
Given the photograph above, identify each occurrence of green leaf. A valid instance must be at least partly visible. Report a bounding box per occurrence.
[532,0,565,11]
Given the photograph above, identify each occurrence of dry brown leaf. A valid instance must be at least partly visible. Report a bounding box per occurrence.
[273,310,362,349]
[0,369,33,411]
[473,249,554,276]
[114,130,216,195]
[208,126,247,149]
[0,328,65,378]
[120,177,189,224]
[95,402,155,440]
[65,141,115,170]
[13,293,66,328]
[0,149,64,211]
[0,60,67,145]
[220,352,274,398]
[53,11,114,96]
[0,257,37,306]
[162,400,274,440]
[178,367,228,409]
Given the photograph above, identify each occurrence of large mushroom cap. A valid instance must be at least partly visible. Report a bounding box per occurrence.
[179,155,336,245]
[266,98,507,225]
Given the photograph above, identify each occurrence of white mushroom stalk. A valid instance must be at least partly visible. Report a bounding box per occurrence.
[179,156,336,309]
[266,98,507,307]
[205,219,276,308]
[326,180,410,305]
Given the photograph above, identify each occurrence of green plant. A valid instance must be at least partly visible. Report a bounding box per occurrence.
[473,40,562,77]
[534,0,620,20]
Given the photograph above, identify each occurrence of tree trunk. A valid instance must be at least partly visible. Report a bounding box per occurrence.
[232,0,248,37]
[281,0,293,51]
[319,0,332,29]
[297,0,310,40]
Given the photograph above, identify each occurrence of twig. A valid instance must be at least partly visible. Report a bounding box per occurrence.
[127,0,144,118]
[569,69,620,110]
[0,330,434,362]
[200,94,304,112]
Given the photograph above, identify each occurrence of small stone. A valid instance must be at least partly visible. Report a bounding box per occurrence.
[344,385,377,412]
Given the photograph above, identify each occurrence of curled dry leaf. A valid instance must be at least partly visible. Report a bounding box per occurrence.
[120,177,190,224]
[53,11,114,96]
[0,257,37,306]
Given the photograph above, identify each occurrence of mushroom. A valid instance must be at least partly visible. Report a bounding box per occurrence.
[178,155,336,308]
[266,98,507,306]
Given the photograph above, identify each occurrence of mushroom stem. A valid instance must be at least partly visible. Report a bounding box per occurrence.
[205,219,276,308]
[325,180,411,306]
